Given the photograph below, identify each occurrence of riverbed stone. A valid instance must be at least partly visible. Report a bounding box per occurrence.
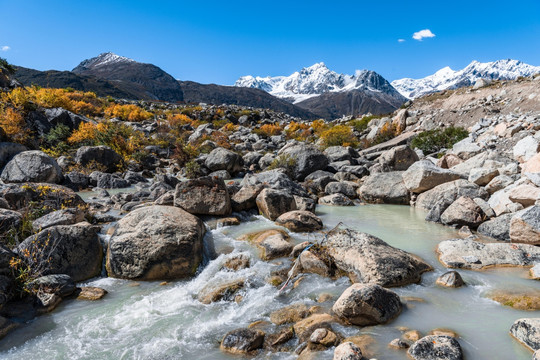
[408,335,463,360]
[198,279,244,304]
[332,283,402,326]
[333,341,363,360]
[231,184,263,212]
[270,303,310,325]
[490,291,540,310]
[1,150,63,184]
[107,205,205,280]
[293,313,337,342]
[402,160,460,194]
[326,229,432,287]
[415,180,488,212]
[256,188,297,220]
[242,229,293,260]
[220,328,265,354]
[278,143,329,181]
[510,318,540,351]
[174,176,231,216]
[509,206,540,245]
[76,287,108,300]
[358,171,409,205]
[318,193,354,206]
[205,147,244,174]
[75,145,122,173]
[437,238,540,269]
[378,145,419,171]
[275,210,323,232]
[440,196,485,228]
[436,271,465,288]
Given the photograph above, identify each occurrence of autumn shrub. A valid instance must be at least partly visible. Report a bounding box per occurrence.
[348,115,379,132]
[0,106,31,144]
[371,122,399,145]
[320,125,358,148]
[411,127,469,154]
[254,123,283,137]
[104,103,152,122]
[311,119,328,134]
[285,121,312,140]
[172,140,200,167]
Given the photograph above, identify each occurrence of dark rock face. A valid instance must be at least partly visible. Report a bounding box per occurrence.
[75,146,123,173]
[31,208,86,231]
[278,144,329,181]
[174,177,232,216]
[358,171,410,205]
[29,274,76,297]
[408,335,463,360]
[0,209,22,235]
[107,205,205,280]
[16,223,102,282]
[220,328,265,354]
[332,283,402,326]
[255,188,297,221]
[0,142,27,169]
[0,183,84,213]
[1,151,63,184]
[205,147,244,174]
[477,213,513,241]
[510,318,540,351]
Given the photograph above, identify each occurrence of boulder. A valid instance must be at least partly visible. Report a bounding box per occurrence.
[220,328,265,354]
[198,279,244,304]
[242,229,293,260]
[509,206,540,245]
[437,238,540,269]
[402,160,460,193]
[16,223,102,282]
[43,107,89,132]
[29,274,76,297]
[324,146,358,162]
[205,147,244,174]
[0,209,22,235]
[513,135,540,163]
[333,341,363,360]
[468,167,499,186]
[0,142,27,169]
[318,193,354,206]
[332,283,402,326]
[75,145,123,173]
[440,196,485,228]
[278,144,329,181]
[1,151,63,184]
[408,335,463,360]
[62,171,90,191]
[451,137,481,160]
[275,210,323,232]
[415,180,488,212]
[326,229,432,287]
[294,195,316,212]
[94,173,130,189]
[436,271,465,288]
[436,154,462,169]
[508,184,540,207]
[107,205,205,280]
[510,318,540,351]
[174,176,231,216]
[231,185,263,212]
[358,171,409,205]
[241,169,308,197]
[477,213,513,241]
[325,181,358,199]
[32,208,86,231]
[485,175,515,194]
[256,188,296,220]
[378,145,419,171]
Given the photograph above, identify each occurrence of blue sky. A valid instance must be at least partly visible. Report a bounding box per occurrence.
[1,0,539,84]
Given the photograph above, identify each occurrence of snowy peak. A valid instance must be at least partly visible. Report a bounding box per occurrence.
[391,59,540,99]
[235,63,402,104]
[73,52,135,72]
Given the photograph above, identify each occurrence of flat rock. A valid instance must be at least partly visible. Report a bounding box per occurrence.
[408,335,463,360]
[510,318,540,351]
[358,171,409,205]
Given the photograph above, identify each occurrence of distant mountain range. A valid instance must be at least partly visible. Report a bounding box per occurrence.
[235,63,407,118]
[391,59,540,99]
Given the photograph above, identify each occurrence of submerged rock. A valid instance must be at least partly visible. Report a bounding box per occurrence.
[293,313,337,342]
[270,303,310,325]
[275,210,323,232]
[107,205,205,280]
[76,287,108,300]
[436,271,465,288]
[408,335,463,360]
[198,279,244,304]
[332,283,402,326]
[220,328,265,354]
[241,229,293,260]
[490,291,540,310]
[510,318,540,351]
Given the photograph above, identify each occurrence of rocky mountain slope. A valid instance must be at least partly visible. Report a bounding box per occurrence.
[392,59,540,99]
[235,62,406,118]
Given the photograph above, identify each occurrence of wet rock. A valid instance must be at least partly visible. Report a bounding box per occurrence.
[107,205,205,280]
[326,229,432,287]
[402,160,460,194]
[245,229,293,260]
[265,327,294,349]
[0,316,18,340]
[76,286,108,300]
[510,318,540,351]
[29,274,76,297]
[293,313,337,342]
[223,254,250,271]
[270,303,310,325]
[440,196,485,228]
[378,145,419,171]
[509,206,540,245]
[309,327,339,347]
[278,143,329,181]
[32,207,86,231]
[477,213,513,241]
[174,176,231,216]
[299,250,332,277]
[437,238,540,269]
[75,145,122,173]
[198,279,244,304]
[275,210,323,232]
[404,330,422,342]
[408,335,463,360]
[256,188,296,220]
[534,349,540,360]
[389,338,409,349]
[231,184,263,212]
[333,341,363,360]
[436,271,465,288]
[1,151,63,184]
[16,223,102,282]
[35,292,62,314]
[358,171,409,205]
[332,283,402,326]
[220,328,265,354]
[318,193,354,206]
[205,147,244,175]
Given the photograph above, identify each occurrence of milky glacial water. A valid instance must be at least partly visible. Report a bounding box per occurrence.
[0,204,538,360]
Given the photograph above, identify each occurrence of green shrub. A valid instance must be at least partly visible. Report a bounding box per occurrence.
[0,57,15,74]
[411,127,469,154]
[184,160,202,179]
[348,115,379,132]
[266,154,297,178]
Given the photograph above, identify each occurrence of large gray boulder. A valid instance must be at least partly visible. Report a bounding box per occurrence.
[16,223,102,282]
[107,205,205,280]
[174,176,231,216]
[378,145,419,171]
[440,196,485,228]
[325,181,358,198]
[205,147,244,174]
[323,146,358,162]
[358,171,409,205]
[509,206,540,245]
[240,169,308,197]
[230,185,263,212]
[1,151,62,184]
[402,160,460,193]
[408,335,463,360]
[0,209,22,235]
[0,142,27,169]
[326,229,432,287]
[477,213,513,241]
[510,318,540,351]
[513,135,540,163]
[415,180,488,212]
[437,238,540,269]
[275,210,323,232]
[278,143,328,181]
[75,145,123,173]
[0,183,84,212]
[332,283,402,326]
[256,188,296,221]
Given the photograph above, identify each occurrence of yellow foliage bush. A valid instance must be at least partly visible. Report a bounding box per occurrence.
[254,123,283,137]
[320,125,358,148]
[0,107,31,144]
[104,104,152,122]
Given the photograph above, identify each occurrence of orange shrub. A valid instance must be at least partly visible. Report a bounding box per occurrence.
[320,125,358,148]
[311,119,328,134]
[254,123,283,137]
[67,122,100,145]
[0,107,31,144]
[104,104,152,122]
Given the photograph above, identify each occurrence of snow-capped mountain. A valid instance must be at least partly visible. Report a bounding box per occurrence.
[235,62,401,104]
[73,52,135,72]
[391,59,540,99]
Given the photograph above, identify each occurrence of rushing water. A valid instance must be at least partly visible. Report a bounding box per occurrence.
[1,204,539,359]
